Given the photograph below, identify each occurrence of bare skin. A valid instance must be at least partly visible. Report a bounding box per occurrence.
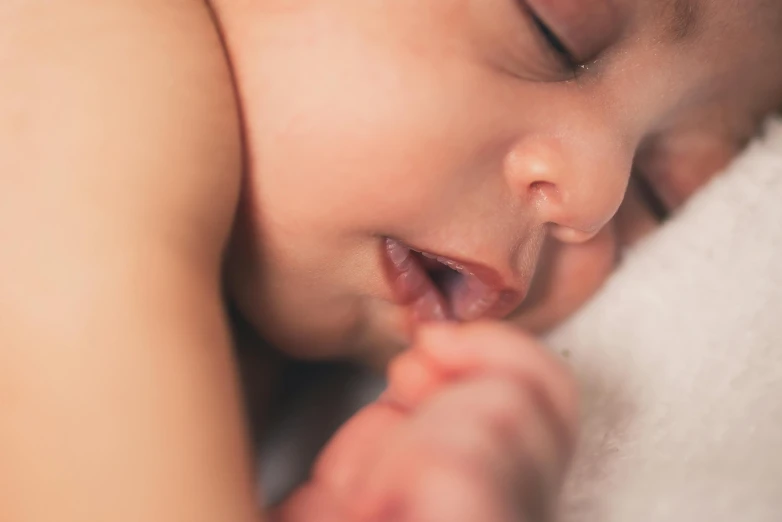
[0,1,254,520]
[1,1,781,522]
[217,0,782,363]
[274,323,578,522]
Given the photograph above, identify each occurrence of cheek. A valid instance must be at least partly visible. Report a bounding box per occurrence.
[247,30,452,232]
[245,13,527,240]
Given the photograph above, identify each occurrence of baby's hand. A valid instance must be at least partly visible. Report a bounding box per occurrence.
[273,322,579,522]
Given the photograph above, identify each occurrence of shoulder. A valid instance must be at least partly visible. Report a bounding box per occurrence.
[0,0,242,260]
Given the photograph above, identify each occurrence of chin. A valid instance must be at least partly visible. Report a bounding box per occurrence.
[251,295,404,367]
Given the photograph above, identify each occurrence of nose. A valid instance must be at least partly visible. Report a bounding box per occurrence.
[503,131,632,243]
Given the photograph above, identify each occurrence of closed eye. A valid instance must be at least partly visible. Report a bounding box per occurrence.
[528,10,576,70]
[632,168,670,221]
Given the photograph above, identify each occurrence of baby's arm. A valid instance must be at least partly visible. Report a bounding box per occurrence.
[0,1,261,521]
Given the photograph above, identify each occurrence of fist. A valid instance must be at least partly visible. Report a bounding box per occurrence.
[273,322,579,522]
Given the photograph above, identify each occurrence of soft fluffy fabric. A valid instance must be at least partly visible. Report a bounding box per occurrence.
[260,117,782,520]
[550,117,782,521]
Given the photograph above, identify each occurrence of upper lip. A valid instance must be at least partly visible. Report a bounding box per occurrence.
[383,238,530,322]
[414,246,521,294]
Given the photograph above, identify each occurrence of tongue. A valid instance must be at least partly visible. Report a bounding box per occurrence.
[441,271,499,321]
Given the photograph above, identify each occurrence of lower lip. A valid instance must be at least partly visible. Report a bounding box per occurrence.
[381,238,523,324]
[382,238,450,323]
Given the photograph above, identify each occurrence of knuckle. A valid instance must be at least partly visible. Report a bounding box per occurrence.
[359,458,483,522]
[411,462,490,521]
[475,379,535,448]
[418,321,580,445]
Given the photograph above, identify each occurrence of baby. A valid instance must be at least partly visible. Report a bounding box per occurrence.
[1,0,781,521]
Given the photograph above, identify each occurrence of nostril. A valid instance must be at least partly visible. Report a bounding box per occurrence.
[530,181,557,197]
[504,138,563,203]
[529,181,570,226]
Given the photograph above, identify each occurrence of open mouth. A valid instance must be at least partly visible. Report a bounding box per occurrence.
[383,238,523,323]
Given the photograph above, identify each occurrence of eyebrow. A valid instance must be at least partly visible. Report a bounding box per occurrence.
[665,0,702,41]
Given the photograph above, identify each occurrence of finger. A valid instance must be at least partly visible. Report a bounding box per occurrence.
[271,482,350,522]
[383,346,446,410]
[363,377,567,522]
[389,463,513,522]
[421,377,564,510]
[413,376,563,519]
[356,449,514,522]
[413,321,579,456]
[311,400,407,501]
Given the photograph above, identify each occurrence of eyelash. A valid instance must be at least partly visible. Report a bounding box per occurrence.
[529,12,577,70]
[631,167,670,221]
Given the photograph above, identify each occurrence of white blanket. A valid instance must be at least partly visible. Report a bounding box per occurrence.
[550,117,782,521]
[260,118,782,520]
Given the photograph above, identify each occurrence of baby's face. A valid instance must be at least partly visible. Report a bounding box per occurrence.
[222,0,782,365]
